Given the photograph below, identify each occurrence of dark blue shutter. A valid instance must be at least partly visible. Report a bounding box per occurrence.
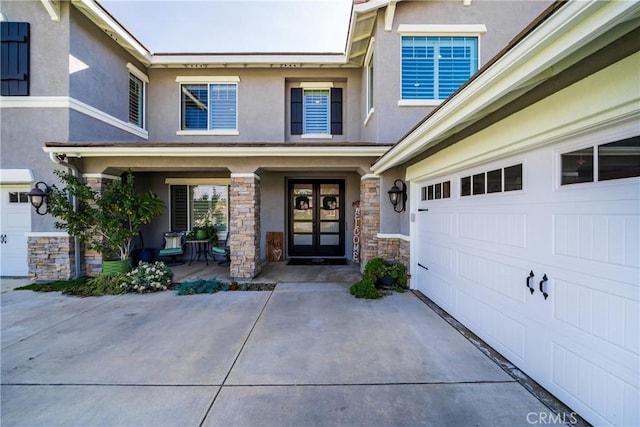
[291,88,303,135]
[330,88,343,135]
[1,22,30,96]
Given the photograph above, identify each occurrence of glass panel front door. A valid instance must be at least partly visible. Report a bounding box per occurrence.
[289,180,344,257]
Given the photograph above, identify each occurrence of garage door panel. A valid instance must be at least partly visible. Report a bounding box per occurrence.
[553,213,639,269]
[456,289,527,363]
[416,270,455,312]
[552,342,639,427]
[458,250,529,304]
[458,212,526,248]
[554,276,639,358]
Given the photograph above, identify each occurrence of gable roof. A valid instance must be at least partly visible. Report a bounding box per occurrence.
[371,0,640,173]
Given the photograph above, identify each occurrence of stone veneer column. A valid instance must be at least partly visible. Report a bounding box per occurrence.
[28,233,76,280]
[83,174,118,276]
[229,173,261,279]
[359,174,380,270]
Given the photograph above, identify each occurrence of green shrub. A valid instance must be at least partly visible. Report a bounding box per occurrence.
[120,261,173,293]
[16,275,127,297]
[175,278,227,295]
[76,273,127,296]
[349,276,382,299]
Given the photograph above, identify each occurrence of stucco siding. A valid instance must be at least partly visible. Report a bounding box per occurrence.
[146,68,363,143]
[0,0,70,96]
[68,6,146,140]
[370,0,553,144]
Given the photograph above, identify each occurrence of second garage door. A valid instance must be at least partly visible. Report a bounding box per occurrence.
[413,137,639,426]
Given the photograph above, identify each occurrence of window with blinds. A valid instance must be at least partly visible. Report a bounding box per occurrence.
[401,36,478,101]
[303,90,329,134]
[128,73,144,127]
[181,83,237,131]
[170,184,229,234]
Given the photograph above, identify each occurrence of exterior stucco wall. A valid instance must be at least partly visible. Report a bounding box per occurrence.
[146,68,363,143]
[68,7,147,142]
[369,0,553,144]
[0,0,70,96]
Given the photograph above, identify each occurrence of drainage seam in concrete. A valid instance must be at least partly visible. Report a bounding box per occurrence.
[411,290,590,427]
[1,380,516,387]
[198,289,276,427]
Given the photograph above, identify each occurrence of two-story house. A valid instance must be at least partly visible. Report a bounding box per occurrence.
[1,1,638,426]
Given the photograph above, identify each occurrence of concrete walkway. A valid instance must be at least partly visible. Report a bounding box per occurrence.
[1,277,565,426]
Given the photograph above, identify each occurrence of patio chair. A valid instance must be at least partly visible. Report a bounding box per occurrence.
[158,231,186,266]
[211,233,230,266]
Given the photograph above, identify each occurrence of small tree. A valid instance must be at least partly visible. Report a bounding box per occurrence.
[48,170,165,261]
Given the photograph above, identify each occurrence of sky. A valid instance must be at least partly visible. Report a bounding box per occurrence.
[99,0,353,54]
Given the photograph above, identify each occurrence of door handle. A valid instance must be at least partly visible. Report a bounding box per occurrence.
[526,270,535,294]
[418,263,428,270]
[539,274,549,300]
[0,234,6,244]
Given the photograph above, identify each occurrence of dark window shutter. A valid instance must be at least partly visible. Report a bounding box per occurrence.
[291,87,303,135]
[170,185,188,232]
[1,22,30,96]
[330,87,343,135]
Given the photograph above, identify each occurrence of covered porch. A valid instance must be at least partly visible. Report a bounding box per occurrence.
[32,142,399,282]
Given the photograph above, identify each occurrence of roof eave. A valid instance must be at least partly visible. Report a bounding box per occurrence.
[371,0,640,174]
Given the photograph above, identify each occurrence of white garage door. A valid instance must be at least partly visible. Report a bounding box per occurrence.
[0,185,32,276]
[413,138,639,426]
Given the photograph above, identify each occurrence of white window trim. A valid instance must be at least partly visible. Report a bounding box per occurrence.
[301,133,333,139]
[299,81,334,89]
[127,63,149,83]
[127,63,147,130]
[365,37,375,122]
[177,130,240,136]
[177,76,240,134]
[398,28,483,104]
[165,178,230,185]
[176,76,240,83]
[397,24,487,36]
[398,100,443,107]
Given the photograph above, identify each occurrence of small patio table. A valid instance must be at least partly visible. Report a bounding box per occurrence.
[186,239,211,266]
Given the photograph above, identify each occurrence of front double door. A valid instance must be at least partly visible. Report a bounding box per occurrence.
[288,179,344,257]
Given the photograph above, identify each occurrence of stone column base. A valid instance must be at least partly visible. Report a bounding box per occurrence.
[27,233,75,281]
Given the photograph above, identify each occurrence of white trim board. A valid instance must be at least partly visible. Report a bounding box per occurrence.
[0,96,149,139]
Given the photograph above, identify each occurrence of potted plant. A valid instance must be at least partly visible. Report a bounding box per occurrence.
[47,170,165,274]
[363,257,408,289]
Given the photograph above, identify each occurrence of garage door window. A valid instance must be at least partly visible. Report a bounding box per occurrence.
[9,191,28,203]
[461,163,522,197]
[422,180,451,200]
[561,136,639,185]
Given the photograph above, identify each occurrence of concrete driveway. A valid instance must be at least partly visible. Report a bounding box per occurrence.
[1,278,566,426]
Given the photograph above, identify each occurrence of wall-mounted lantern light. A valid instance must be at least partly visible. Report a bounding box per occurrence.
[27,181,51,215]
[388,179,407,213]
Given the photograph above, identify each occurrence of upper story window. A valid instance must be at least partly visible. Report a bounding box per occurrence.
[176,76,239,135]
[291,82,342,138]
[1,22,30,96]
[127,63,148,129]
[398,25,485,106]
[560,136,640,186]
[365,38,375,118]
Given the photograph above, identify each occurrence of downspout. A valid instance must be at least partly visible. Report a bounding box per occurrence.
[49,152,82,279]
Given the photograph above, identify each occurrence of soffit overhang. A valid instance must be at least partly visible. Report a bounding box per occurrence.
[43,142,391,158]
[73,0,389,69]
[371,0,640,174]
